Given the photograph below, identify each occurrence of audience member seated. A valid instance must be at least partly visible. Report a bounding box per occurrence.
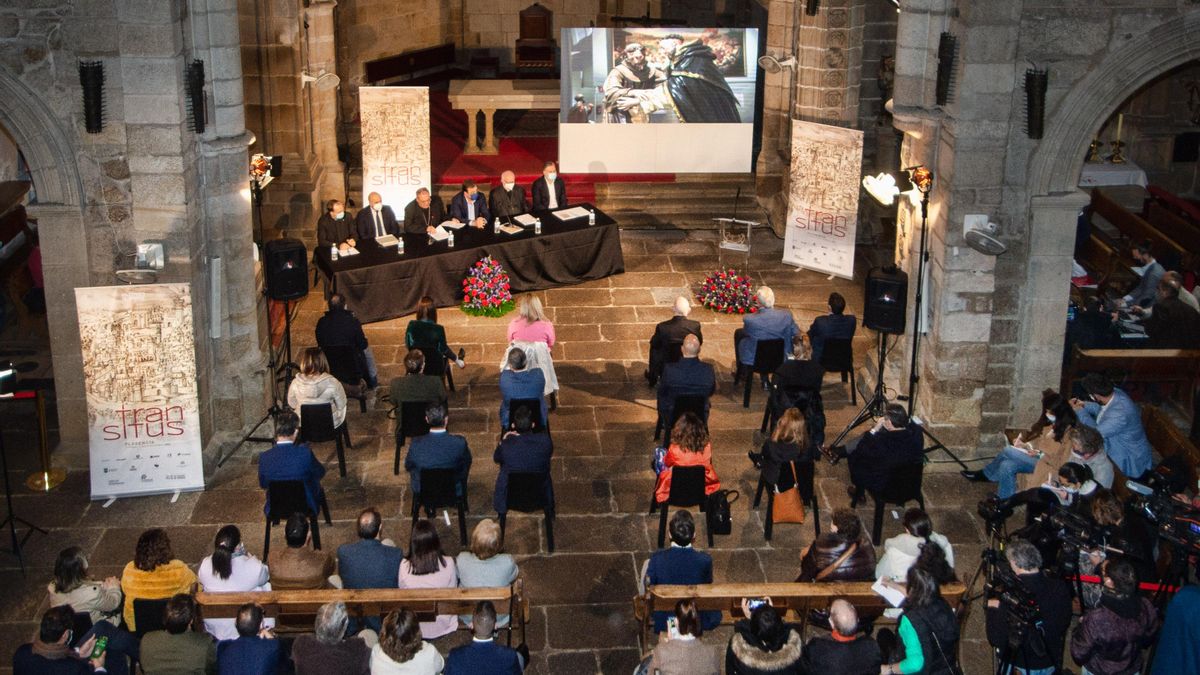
[656,334,715,428]
[267,512,335,590]
[801,599,881,675]
[1149,581,1199,674]
[316,293,378,389]
[962,390,1078,497]
[724,603,802,675]
[489,170,528,220]
[390,349,446,408]
[530,160,566,211]
[47,546,121,627]
[641,599,720,675]
[445,601,527,675]
[877,567,960,675]
[769,334,826,447]
[837,404,924,500]
[642,511,721,633]
[337,507,403,587]
[875,509,955,583]
[402,187,445,235]
[748,408,813,487]
[1115,240,1164,309]
[1137,277,1200,348]
[215,603,281,675]
[796,509,876,582]
[506,296,558,409]
[733,285,798,374]
[405,402,472,503]
[287,347,348,430]
[405,296,465,373]
[12,605,107,675]
[654,413,721,505]
[493,406,554,517]
[1003,462,1100,535]
[984,539,1071,675]
[807,291,857,362]
[457,519,519,627]
[291,601,372,675]
[1072,557,1159,675]
[646,296,702,387]
[120,528,198,632]
[1163,270,1200,312]
[1065,424,1115,489]
[355,191,400,241]
[258,410,327,519]
[317,198,356,252]
[449,179,490,228]
[370,609,444,675]
[198,525,271,641]
[1066,295,1118,351]
[398,520,459,639]
[138,594,217,675]
[1071,373,1152,480]
[499,348,547,431]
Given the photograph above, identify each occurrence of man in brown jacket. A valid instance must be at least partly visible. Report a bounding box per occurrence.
[267,513,335,589]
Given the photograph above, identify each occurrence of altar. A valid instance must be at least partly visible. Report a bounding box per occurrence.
[448,79,560,155]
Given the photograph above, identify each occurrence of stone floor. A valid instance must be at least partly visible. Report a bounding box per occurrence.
[0,229,1009,673]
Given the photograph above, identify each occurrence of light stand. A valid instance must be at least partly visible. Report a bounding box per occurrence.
[0,364,47,574]
[826,330,891,450]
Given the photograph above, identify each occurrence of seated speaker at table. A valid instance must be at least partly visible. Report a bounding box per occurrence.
[402,187,445,235]
[356,191,400,240]
[531,161,567,211]
[489,170,527,220]
[449,180,490,228]
[317,199,356,251]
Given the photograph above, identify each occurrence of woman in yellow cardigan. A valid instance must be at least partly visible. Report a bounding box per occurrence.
[120,528,197,631]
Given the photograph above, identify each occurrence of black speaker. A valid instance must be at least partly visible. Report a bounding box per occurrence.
[863,265,908,335]
[264,238,309,301]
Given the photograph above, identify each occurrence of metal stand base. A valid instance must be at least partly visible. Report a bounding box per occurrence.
[827,331,890,449]
[0,433,46,574]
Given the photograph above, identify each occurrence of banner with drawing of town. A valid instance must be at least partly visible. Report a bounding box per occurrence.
[783,120,864,279]
[76,283,205,499]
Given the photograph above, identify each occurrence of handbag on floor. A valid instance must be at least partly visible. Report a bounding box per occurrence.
[771,464,806,524]
[706,489,739,535]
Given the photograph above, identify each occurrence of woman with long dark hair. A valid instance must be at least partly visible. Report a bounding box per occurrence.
[796,509,876,582]
[405,296,464,371]
[397,520,458,639]
[646,599,721,674]
[370,608,444,674]
[878,567,960,675]
[655,412,721,503]
[198,524,271,640]
[875,509,956,583]
[962,389,1078,497]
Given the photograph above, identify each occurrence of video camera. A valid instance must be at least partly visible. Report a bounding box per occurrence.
[1127,477,1200,554]
[981,549,1041,627]
[978,495,1014,526]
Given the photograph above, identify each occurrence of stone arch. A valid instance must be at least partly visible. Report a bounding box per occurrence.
[0,68,83,208]
[1028,12,1200,197]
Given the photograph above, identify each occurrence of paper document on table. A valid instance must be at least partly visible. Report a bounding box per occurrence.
[428,226,450,242]
[553,206,591,221]
[440,220,465,230]
[375,234,399,247]
[513,214,537,226]
[872,578,906,607]
[1118,320,1145,334]
[340,246,360,256]
[499,224,524,235]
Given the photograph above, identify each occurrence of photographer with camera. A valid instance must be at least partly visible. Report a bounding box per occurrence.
[1071,558,1158,675]
[985,539,1072,675]
[1076,491,1157,609]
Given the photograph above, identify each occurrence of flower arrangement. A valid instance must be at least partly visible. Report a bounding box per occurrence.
[461,256,515,317]
[698,269,758,314]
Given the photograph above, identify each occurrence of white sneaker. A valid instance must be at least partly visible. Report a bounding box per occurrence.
[455,359,465,368]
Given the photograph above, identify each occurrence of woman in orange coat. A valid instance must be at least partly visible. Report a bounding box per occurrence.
[655,412,720,503]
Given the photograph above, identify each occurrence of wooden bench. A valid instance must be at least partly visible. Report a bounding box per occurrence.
[1143,406,1200,489]
[1092,189,1189,272]
[1075,231,1135,297]
[364,43,465,85]
[1062,346,1200,419]
[634,580,969,652]
[1145,201,1200,272]
[196,583,529,644]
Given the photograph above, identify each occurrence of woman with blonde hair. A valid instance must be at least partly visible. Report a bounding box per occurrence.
[504,294,559,409]
[456,519,519,627]
[369,608,443,674]
[287,346,348,428]
[655,412,720,503]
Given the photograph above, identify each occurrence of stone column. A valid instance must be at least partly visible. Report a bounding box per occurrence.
[305,0,345,200]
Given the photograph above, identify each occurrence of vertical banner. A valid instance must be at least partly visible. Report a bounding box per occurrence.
[360,86,430,215]
[782,120,864,279]
[76,283,205,499]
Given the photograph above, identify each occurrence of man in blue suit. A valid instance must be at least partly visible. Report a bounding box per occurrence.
[336,507,404,589]
[734,285,799,370]
[405,402,472,497]
[499,348,547,430]
[1071,373,1153,480]
[449,179,490,228]
[656,334,715,431]
[215,604,282,675]
[807,291,857,362]
[258,411,326,516]
[642,510,721,633]
[445,601,527,674]
[493,405,554,514]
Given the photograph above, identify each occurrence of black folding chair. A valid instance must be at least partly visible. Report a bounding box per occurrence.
[649,465,711,548]
[393,400,434,475]
[506,398,546,432]
[70,612,93,648]
[820,338,857,405]
[648,340,685,386]
[654,394,708,444]
[132,598,170,638]
[499,471,555,553]
[264,479,331,559]
[322,345,369,412]
[415,344,455,393]
[411,467,468,544]
[754,459,820,541]
[300,403,351,477]
[851,461,925,545]
[760,384,822,434]
[740,339,786,407]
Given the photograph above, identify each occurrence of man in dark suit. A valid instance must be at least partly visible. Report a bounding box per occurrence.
[449,179,490,228]
[445,601,526,674]
[402,187,445,234]
[642,511,721,633]
[656,334,715,432]
[336,507,404,589]
[316,198,356,251]
[315,293,377,388]
[1138,278,1200,348]
[807,291,857,363]
[646,295,702,386]
[530,160,567,211]
[488,170,527,222]
[258,411,326,517]
[13,605,108,675]
[215,604,282,675]
[389,348,446,407]
[493,405,554,514]
[354,191,400,240]
[839,403,924,497]
[802,600,882,673]
[499,348,547,430]
[405,402,472,498]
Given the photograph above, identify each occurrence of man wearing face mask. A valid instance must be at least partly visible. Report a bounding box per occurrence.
[488,170,527,221]
[402,187,445,235]
[317,199,356,252]
[531,161,566,211]
[355,191,400,241]
[449,179,490,229]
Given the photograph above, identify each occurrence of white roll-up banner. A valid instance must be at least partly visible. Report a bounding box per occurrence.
[360,86,431,215]
[782,120,864,279]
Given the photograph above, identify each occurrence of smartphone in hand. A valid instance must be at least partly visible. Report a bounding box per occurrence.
[746,597,768,611]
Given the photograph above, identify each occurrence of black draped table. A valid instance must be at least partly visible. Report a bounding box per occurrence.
[314,203,624,323]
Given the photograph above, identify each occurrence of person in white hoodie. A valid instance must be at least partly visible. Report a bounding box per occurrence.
[875,509,955,582]
[288,347,348,428]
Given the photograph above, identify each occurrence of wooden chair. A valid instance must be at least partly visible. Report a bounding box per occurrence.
[499,471,555,553]
[851,462,925,545]
[411,468,468,544]
[393,400,434,475]
[739,339,787,407]
[300,403,351,477]
[264,479,332,559]
[650,465,711,548]
[754,459,819,541]
[820,338,857,405]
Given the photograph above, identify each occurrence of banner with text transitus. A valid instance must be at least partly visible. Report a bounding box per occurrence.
[782,120,864,279]
[360,87,431,214]
[77,284,205,499]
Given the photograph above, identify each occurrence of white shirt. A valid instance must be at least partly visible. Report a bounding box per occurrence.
[545,177,558,209]
[370,640,444,674]
[466,195,476,222]
[198,553,272,640]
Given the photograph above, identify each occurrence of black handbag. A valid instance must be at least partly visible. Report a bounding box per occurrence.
[706,489,739,535]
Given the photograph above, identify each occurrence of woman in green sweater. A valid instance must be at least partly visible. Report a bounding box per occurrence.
[879,566,960,675]
[405,296,464,373]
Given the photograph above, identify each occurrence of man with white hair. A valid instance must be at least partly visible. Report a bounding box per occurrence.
[488,170,527,221]
[801,599,881,672]
[291,601,375,673]
[735,285,799,374]
[646,295,703,386]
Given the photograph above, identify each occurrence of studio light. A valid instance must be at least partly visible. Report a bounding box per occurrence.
[862,170,918,207]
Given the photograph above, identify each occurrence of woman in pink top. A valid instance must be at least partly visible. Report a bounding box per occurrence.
[397,519,458,639]
[507,295,555,347]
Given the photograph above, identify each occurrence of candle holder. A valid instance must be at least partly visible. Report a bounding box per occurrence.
[1086,139,1103,163]
[1110,140,1126,164]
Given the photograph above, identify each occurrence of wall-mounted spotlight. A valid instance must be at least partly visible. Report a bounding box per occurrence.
[757,54,797,74]
[301,70,341,92]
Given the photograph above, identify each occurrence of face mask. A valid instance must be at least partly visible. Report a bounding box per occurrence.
[372,203,382,212]
[546,173,557,182]
[503,182,515,191]
[1045,413,1056,423]
[334,211,344,220]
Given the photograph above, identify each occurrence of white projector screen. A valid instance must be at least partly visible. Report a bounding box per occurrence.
[559,27,759,174]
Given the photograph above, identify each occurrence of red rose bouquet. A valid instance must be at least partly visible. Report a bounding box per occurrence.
[697,268,759,314]
[461,256,515,317]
